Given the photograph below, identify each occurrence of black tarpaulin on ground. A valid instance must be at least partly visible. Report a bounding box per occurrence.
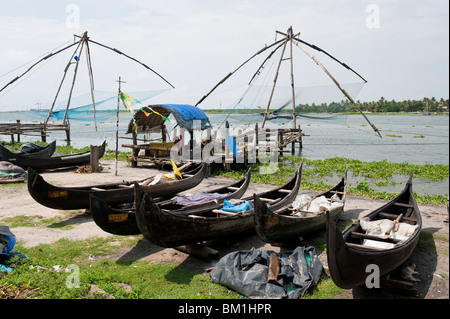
[210,246,323,299]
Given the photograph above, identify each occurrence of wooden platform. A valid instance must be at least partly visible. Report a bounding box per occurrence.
[122,124,305,169]
[0,120,70,143]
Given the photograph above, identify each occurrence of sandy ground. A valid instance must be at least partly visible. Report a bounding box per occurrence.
[1,160,448,299]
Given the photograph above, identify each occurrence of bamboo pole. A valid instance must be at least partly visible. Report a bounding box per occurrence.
[45,39,84,123]
[116,77,125,176]
[0,40,81,94]
[261,39,288,128]
[84,37,98,131]
[195,38,287,106]
[84,37,175,89]
[62,39,85,125]
[288,26,297,129]
[247,41,286,85]
[293,40,381,138]
[291,35,367,83]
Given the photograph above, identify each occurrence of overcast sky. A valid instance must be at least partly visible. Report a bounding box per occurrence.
[0,0,448,111]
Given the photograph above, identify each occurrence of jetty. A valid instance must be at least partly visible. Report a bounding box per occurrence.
[0,120,70,144]
[120,103,304,169]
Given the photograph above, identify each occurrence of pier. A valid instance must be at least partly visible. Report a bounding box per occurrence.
[123,121,304,169]
[0,120,70,144]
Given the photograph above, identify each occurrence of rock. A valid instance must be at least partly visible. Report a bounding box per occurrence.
[87,284,115,299]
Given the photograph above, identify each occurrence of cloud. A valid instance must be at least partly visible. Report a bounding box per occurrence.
[0,0,448,111]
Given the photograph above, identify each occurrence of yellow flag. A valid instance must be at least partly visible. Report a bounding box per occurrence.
[170,160,182,180]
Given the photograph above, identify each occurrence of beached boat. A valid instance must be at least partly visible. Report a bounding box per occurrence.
[326,172,422,289]
[27,162,208,210]
[0,141,56,161]
[89,168,252,235]
[254,171,347,244]
[134,163,303,248]
[1,141,105,170]
[254,170,347,244]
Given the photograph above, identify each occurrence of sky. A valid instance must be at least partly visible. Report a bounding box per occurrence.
[0,0,448,111]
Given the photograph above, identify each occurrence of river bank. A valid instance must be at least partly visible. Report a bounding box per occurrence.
[0,160,448,299]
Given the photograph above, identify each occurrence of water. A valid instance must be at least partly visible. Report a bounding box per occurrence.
[1,111,448,196]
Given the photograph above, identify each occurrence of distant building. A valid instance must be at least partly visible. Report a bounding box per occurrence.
[439,105,448,113]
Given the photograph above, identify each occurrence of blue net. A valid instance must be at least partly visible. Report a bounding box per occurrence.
[26,89,169,122]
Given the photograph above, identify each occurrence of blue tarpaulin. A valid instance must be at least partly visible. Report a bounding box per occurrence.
[129,104,212,132]
[225,134,237,158]
[158,104,212,130]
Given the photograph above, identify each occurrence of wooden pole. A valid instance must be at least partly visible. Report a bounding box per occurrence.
[293,40,381,138]
[288,26,297,129]
[196,38,287,106]
[262,38,288,128]
[90,144,99,173]
[267,252,280,283]
[0,40,82,95]
[16,120,21,143]
[62,39,85,125]
[84,37,98,131]
[45,40,84,124]
[116,77,125,175]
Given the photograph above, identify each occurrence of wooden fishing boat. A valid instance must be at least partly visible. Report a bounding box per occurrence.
[254,170,347,244]
[0,141,56,161]
[27,162,207,210]
[1,141,105,170]
[326,172,422,289]
[89,168,252,235]
[135,163,303,248]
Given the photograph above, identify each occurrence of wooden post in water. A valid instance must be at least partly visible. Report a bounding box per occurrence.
[16,120,21,143]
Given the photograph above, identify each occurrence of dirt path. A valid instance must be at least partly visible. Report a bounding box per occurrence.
[1,160,448,299]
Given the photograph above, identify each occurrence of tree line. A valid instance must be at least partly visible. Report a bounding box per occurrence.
[295,97,449,114]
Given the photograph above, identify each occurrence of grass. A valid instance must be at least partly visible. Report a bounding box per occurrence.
[213,156,449,205]
[0,236,239,299]
[1,211,82,229]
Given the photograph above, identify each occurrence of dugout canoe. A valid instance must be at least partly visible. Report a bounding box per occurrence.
[28,162,207,210]
[135,163,303,248]
[89,168,252,235]
[326,172,422,289]
[0,141,56,161]
[254,170,347,244]
[1,141,105,170]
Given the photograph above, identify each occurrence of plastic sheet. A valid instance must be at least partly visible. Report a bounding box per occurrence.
[0,225,16,257]
[0,161,27,179]
[171,192,231,206]
[17,143,46,154]
[210,246,322,299]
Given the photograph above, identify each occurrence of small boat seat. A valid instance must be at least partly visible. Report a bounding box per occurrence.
[259,197,281,204]
[350,231,402,244]
[378,212,417,225]
[90,187,106,191]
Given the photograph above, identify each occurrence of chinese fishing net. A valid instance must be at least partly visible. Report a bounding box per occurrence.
[198,36,367,135]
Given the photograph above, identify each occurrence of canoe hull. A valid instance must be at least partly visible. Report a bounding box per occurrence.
[254,171,347,243]
[326,173,422,289]
[1,141,105,170]
[89,196,140,235]
[135,163,303,248]
[90,168,251,236]
[28,162,208,210]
